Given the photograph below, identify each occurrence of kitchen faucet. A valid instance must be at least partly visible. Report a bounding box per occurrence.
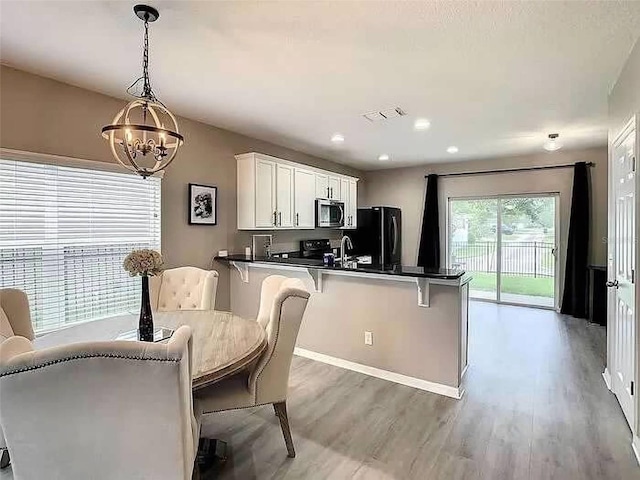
[340,235,353,266]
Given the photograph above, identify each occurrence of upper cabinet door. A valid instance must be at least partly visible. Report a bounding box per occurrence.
[328,176,341,200]
[340,178,350,229]
[348,179,358,228]
[339,178,349,202]
[255,159,276,228]
[341,179,358,229]
[316,174,329,199]
[276,164,294,228]
[294,168,316,229]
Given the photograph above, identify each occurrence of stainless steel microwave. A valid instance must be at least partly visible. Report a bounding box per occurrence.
[316,199,345,228]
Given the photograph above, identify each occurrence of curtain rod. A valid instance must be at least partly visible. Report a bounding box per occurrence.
[425,162,594,178]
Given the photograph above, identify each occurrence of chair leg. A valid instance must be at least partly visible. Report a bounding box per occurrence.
[0,449,9,469]
[273,401,295,458]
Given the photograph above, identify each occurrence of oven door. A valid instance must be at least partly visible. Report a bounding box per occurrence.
[316,200,344,227]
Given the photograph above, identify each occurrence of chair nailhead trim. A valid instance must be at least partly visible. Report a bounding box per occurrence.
[0,353,180,378]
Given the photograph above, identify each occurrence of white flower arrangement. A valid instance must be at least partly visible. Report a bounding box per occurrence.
[123,249,164,277]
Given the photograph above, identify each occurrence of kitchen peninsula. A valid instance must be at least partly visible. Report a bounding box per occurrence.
[218,255,471,399]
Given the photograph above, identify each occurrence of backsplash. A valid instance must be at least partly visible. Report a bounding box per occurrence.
[232,229,344,256]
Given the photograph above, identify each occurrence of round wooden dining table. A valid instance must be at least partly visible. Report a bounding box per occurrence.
[35,310,268,390]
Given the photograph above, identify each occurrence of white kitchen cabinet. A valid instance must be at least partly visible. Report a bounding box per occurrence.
[315,174,329,199]
[341,178,358,229]
[276,164,294,228]
[328,176,341,200]
[316,173,341,199]
[294,168,316,229]
[254,158,276,228]
[237,152,358,230]
[347,179,358,228]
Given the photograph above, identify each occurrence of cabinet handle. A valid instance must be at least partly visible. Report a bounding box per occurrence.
[296,213,299,226]
[330,187,333,198]
[326,186,330,198]
[273,211,277,226]
[278,212,282,226]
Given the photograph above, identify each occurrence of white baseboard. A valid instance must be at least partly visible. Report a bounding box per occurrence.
[602,368,612,390]
[632,435,640,466]
[294,347,463,399]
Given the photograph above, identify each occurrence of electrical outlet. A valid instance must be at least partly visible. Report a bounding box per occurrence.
[364,331,373,346]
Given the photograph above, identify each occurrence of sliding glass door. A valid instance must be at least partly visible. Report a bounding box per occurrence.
[448,195,558,308]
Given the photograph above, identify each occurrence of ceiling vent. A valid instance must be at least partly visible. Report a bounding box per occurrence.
[362,107,407,123]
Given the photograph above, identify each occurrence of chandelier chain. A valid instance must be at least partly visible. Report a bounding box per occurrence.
[142,19,153,100]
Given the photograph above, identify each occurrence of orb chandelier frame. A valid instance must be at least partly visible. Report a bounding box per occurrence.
[101,4,184,178]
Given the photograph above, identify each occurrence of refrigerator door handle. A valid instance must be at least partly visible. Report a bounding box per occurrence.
[391,215,398,256]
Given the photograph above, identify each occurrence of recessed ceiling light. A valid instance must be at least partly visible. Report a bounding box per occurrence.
[447,146,459,154]
[414,118,431,131]
[378,154,390,161]
[331,133,345,143]
[544,133,562,151]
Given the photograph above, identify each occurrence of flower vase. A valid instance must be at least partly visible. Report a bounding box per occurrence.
[138,275,154,342]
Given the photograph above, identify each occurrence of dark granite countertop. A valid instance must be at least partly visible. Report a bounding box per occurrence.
[215,255,465,280]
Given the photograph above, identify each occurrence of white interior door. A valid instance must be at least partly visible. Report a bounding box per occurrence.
[609,118,637,429]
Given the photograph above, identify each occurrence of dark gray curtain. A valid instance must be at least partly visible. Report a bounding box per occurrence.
[560,162,590,318]
[417,174,440,269]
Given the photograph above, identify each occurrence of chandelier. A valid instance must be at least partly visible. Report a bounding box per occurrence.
[101,5,183,178]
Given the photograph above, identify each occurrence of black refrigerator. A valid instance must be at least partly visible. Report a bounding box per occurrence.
[352,207,402,267]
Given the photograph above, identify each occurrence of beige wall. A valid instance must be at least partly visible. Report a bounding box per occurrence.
[364,146,608,299]
[608,38,640,434]
[229,265,468,390]
[0,65,363,310]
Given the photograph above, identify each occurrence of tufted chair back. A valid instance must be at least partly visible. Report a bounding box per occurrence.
[0,326,198,480]
[150,267,218,312]
[250,277,310,404]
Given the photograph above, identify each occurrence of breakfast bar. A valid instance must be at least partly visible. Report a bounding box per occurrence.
[218,255,471,399]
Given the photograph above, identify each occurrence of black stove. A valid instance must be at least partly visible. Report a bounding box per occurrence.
[300,239,332,260]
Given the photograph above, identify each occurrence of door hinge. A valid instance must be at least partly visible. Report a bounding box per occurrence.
[631,381,635,396]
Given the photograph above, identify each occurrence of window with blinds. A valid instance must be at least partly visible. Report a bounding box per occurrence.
[0,157,161,333]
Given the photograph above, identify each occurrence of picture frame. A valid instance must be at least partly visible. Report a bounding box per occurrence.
[188,183,217,225]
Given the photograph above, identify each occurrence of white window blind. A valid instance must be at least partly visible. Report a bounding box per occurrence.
[0,157,161,333]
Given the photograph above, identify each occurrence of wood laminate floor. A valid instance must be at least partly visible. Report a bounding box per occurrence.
[1,302,638,479]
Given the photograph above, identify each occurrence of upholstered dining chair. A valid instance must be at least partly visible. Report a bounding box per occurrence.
[151,266,219,311]
[196,275,310,458]
[0,325,200,480]
[0,288,35,469]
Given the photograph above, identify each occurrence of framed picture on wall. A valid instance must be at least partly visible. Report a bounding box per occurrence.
[189,183,217,225]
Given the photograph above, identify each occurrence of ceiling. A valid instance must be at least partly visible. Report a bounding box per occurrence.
[1,1,640,170]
